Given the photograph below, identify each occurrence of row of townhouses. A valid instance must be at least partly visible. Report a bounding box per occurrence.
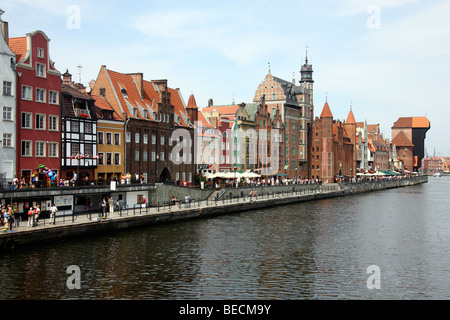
[0,10,430,188]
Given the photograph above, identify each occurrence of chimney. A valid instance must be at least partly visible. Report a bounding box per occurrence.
[1,10,9,44]
[127,73,144,99]
[153,79,167,93]
[62,69,73,85]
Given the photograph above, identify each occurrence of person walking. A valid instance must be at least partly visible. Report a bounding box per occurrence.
[34,204,41,226]
[50,203,58,225]
[27,207,34,227]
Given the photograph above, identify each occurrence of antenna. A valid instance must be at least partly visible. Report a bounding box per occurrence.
[77,65,82,84]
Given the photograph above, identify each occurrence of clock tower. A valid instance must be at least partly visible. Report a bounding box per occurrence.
[299,50,314,121]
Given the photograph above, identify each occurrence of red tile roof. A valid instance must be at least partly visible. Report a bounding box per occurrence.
[392,131,414,147]
[103,67,190,127]
[198,110,214,128]
[92,95,124,121]
[8,37,27,62]
[320,102,333,118]
[346,110,356,124]
[187,94,198,109]
[202,105,240,116]
[392,117,430,129]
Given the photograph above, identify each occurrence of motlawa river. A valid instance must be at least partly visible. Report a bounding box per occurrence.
[1,177,449,300]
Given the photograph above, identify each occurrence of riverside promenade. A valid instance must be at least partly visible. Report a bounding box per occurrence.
[0,176,427,251]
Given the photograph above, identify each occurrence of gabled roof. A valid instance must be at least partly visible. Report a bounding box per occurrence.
[320,101,333,118]
[92,95,123,121]
[197,110,214,128]
[392,131,414,147]
[103,67,190,127]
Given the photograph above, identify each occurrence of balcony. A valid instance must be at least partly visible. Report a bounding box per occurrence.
[74,108,91,118]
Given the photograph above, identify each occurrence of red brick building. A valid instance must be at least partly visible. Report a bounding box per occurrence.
[310,101,354,182]
[391,117,430,172]
[9,30,61,185]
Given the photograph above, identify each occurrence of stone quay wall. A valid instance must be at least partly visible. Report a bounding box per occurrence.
[0,176,427,251]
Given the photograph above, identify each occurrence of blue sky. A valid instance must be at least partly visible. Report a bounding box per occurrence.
[2,0,449,156]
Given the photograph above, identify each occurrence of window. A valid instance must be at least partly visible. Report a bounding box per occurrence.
[2,106,12,120]
[126,132,131,143]
[143,151,148,162]
[49,115,58,131]
[84,122,92,134]
[36,141,45,157]
[151,152,156,161]
[21,112,32,129]
[106,153,112,165]
[98,132,104,144]
[114,133,120,145]
[71,143,80,155]
[114,153,120,165]
[135,151,139,161]
[98,152,104,165]
[37,48,44,58]
[36,63,46,77]
[49,142,58,157]
[35,114,46,130]
[135,133,140,143]
[143,134,148,144]
[36,88,46,102]
[160,136,165,145]
[152,134,156,144]
[22,86,32,100]
[2,81,12,96]
[106,132,112,145]
[21,140,32,156]
[2,133,12,147]
[49,91,58,104]
[160,152,165,161]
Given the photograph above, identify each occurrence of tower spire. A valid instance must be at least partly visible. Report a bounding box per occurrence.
[305,44,308,64]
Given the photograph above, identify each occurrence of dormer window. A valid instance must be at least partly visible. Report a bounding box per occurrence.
[143,110,147,118]
[132,108,137,117]
[121,88,128,98]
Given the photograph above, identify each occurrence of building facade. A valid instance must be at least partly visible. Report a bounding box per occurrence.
[60,70,98,183]
[91,66,195,184]
[310,101,354,182]
[253,57,313,178]
[0,10,16,185]
[392,117,430,172]
[9,30,61,186]
[92,94,124,183]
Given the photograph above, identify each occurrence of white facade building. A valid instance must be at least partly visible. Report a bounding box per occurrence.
[0,10,16,185]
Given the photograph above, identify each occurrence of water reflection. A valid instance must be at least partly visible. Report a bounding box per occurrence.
[1,178,450,299]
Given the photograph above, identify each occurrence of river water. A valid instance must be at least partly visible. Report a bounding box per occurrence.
[1,177,449,300]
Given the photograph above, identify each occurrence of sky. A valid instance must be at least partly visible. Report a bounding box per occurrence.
[1,0,449,156]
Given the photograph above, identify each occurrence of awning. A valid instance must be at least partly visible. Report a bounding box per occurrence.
[276,173,288,176]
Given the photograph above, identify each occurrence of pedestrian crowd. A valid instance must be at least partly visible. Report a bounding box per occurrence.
[1,203,59,230]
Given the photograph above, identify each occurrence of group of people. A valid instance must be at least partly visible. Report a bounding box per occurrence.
[1,203,58,230]
[1,204,17,230]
